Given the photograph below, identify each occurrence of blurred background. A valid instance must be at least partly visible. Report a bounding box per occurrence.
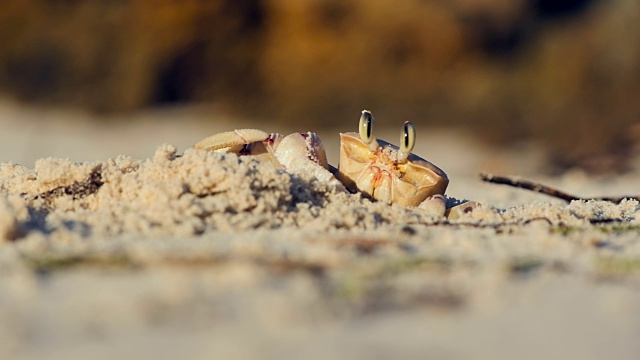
[0,0,639,174]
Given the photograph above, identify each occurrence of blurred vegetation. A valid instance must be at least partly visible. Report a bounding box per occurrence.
[0,0,639,172]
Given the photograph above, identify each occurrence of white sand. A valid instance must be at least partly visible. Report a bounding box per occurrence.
[1,100,640,359]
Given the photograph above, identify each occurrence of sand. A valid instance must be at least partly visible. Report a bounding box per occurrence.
[1,100,640,359]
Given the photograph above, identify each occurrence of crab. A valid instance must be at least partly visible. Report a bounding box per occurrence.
[194,110,475,217]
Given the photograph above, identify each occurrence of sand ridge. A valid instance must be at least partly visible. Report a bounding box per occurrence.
[1,145,639,244]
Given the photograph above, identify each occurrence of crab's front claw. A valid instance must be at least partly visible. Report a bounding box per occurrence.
[275,132,346,192]
[274,132,329,170]
[418,194,447,216]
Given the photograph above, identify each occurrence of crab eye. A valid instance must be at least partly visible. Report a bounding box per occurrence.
[358,110,374,143]
[358,110,379,152]
[398,121,416,162]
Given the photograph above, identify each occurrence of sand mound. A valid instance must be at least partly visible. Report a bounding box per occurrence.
[2,145,638,244]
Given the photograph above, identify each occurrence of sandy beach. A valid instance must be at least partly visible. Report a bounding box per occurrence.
[1,101,640,359]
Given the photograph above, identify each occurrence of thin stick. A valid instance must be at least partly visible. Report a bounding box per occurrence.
[479,172,640,204]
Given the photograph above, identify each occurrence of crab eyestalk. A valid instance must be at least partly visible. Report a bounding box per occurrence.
[397,121,416,163]
[358,110,379,152]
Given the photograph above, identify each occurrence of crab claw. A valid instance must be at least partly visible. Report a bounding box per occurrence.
[195,129,345,192]
[275,132,329,170]
[418,194,447,216]
[274,132,345,192]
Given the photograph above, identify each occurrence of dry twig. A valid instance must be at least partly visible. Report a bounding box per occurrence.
[480,172,640,204]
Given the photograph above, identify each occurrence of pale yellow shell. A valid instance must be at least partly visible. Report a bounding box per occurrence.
[336,132,449,207]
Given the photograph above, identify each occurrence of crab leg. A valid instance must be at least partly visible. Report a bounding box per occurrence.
[194,129,270,152]
[195,129,288,168]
